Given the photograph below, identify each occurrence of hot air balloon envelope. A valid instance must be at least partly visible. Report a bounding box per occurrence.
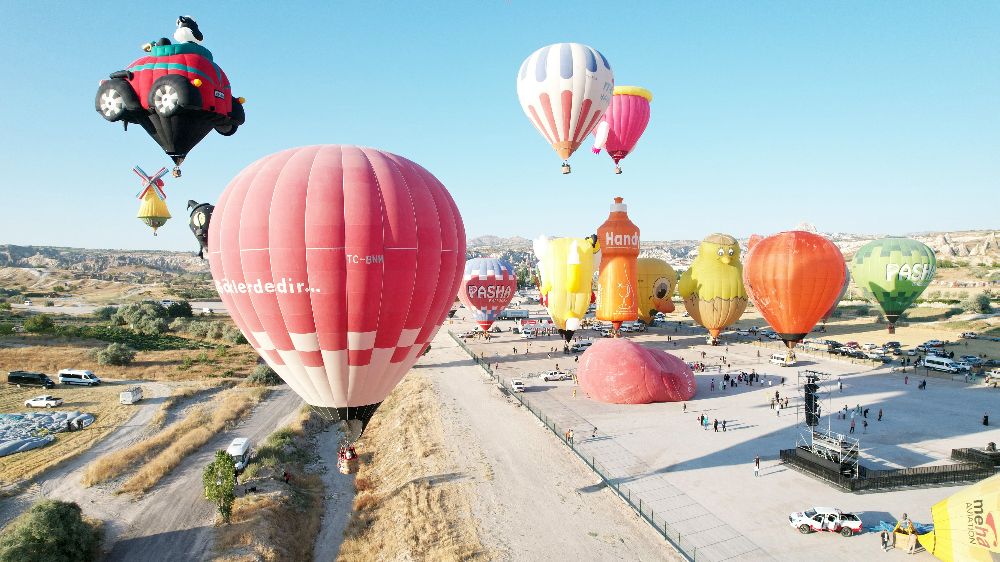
[458,258,518,332]
[516,43,614,168]
[851,238,936,332]
[207,145,464,431]
[743,231,846,346]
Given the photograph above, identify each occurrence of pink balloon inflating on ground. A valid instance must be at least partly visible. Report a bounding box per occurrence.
[577,339,696,404]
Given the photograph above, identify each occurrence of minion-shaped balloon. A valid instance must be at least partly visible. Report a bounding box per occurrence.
[636,258,677,324]
[677,233,748,344]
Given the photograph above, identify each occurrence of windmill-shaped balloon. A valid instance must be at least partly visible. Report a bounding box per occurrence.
[133,165,171,235]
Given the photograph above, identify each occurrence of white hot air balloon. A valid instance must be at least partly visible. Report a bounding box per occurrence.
[516,43,614,173]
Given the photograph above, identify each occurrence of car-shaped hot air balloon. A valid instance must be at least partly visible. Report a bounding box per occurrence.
[95,42,245,175]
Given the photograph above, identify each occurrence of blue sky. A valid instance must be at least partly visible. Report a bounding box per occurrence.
[0,1,996,251]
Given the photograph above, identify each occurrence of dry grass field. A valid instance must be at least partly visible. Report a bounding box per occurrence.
[337,372,486,562]
[0,381,163,486]
[213,409,325,562]
[83,385,269,495]
[0,336,260,382]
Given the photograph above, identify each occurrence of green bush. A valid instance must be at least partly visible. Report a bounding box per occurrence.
[169,317,190,332]
[24,315,55,333]
[96,343,136,366]
[247,364,282,386]
[223,326,247,345]
[0,302,11,311]
[93,306,116,321]
[207,322,226,340]
[0,499,102,562]
[0,323,15,336]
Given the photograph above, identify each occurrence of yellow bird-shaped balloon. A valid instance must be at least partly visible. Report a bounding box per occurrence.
[534,235,599,342]
[635,258,677,325]
[678,233,747,342]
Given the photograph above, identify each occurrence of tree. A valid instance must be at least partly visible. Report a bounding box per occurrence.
[23,314,55,333]
[166,301,193,318]
[96,343,136,366]
[962,293,993,314]
[0,499,102,562]
[203,450,236,523]
[112,302,168,334]
[93,306,116,321]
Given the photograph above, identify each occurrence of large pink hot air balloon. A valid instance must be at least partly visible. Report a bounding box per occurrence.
[208,145,465,440]
[592,86,653,174]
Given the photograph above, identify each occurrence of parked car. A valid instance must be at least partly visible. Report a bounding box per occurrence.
[884,341,902,348]
[510,379,525,392]
[906,349,918,356]
[519,330,536,339]
[789,507,863,537]
[58,369,101,386]
[226,438,253,473]
[960,355,983,365]
[844,341,860,349]
[542,371,572,381]
[961,332,978,339]
[924,339,945,347]
[22,299,33,306]
[7,371,55,389]
[25,395,64,408]
[769,352,796,367]
[862,343,879,351]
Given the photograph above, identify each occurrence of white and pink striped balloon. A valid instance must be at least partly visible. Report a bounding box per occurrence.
[208,145,465,411]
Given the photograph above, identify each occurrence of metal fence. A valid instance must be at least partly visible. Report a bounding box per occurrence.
[447,330,700,561]
[780,448,996,492]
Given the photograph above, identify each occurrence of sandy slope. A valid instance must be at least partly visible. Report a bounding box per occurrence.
[426,334,680,561]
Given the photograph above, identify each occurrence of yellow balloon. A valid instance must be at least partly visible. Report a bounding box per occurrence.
[677,233,747,340]
[137,191,171,234]
[534,236,598,341]
[635,258,677,325]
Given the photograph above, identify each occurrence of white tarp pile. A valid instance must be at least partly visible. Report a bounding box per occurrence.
[0,411,95,457]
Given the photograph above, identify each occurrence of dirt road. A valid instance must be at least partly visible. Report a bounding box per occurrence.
[426,334,680,561]
[105,387,302,561]
[0,380,170,527]
[0,385,302,561]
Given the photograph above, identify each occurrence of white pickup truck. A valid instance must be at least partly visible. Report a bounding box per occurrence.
[25,395,63,408]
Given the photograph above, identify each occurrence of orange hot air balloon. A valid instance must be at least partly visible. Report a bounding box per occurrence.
[742,231,846,348]
[596,197,640,332]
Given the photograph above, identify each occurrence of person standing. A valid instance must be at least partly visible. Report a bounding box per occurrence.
[905,375,909,384]
[878,408,883,421]
[683,403,687,413]
[591,426,598,439]
[713,419,719,432]
[863,420,868,433]
[722,419,727,432]
[754,455,760,477]
[850,419,856,434]
[839,379,843,392]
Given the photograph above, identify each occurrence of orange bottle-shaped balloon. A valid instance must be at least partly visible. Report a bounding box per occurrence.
[596,197,640,332]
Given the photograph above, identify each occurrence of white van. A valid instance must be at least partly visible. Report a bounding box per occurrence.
[119,386,143,404]
[519,329,536,339]
[226,437,253,473]
[58,369,101,386]
[921,356,961,373]
[769,352,796,367]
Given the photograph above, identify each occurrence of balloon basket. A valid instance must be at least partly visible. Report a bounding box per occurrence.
[561,162,571,175]
[172,166,182,178]
[614,166,622,175]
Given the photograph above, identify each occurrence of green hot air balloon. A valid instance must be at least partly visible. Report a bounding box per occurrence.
[850,238,936,333]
